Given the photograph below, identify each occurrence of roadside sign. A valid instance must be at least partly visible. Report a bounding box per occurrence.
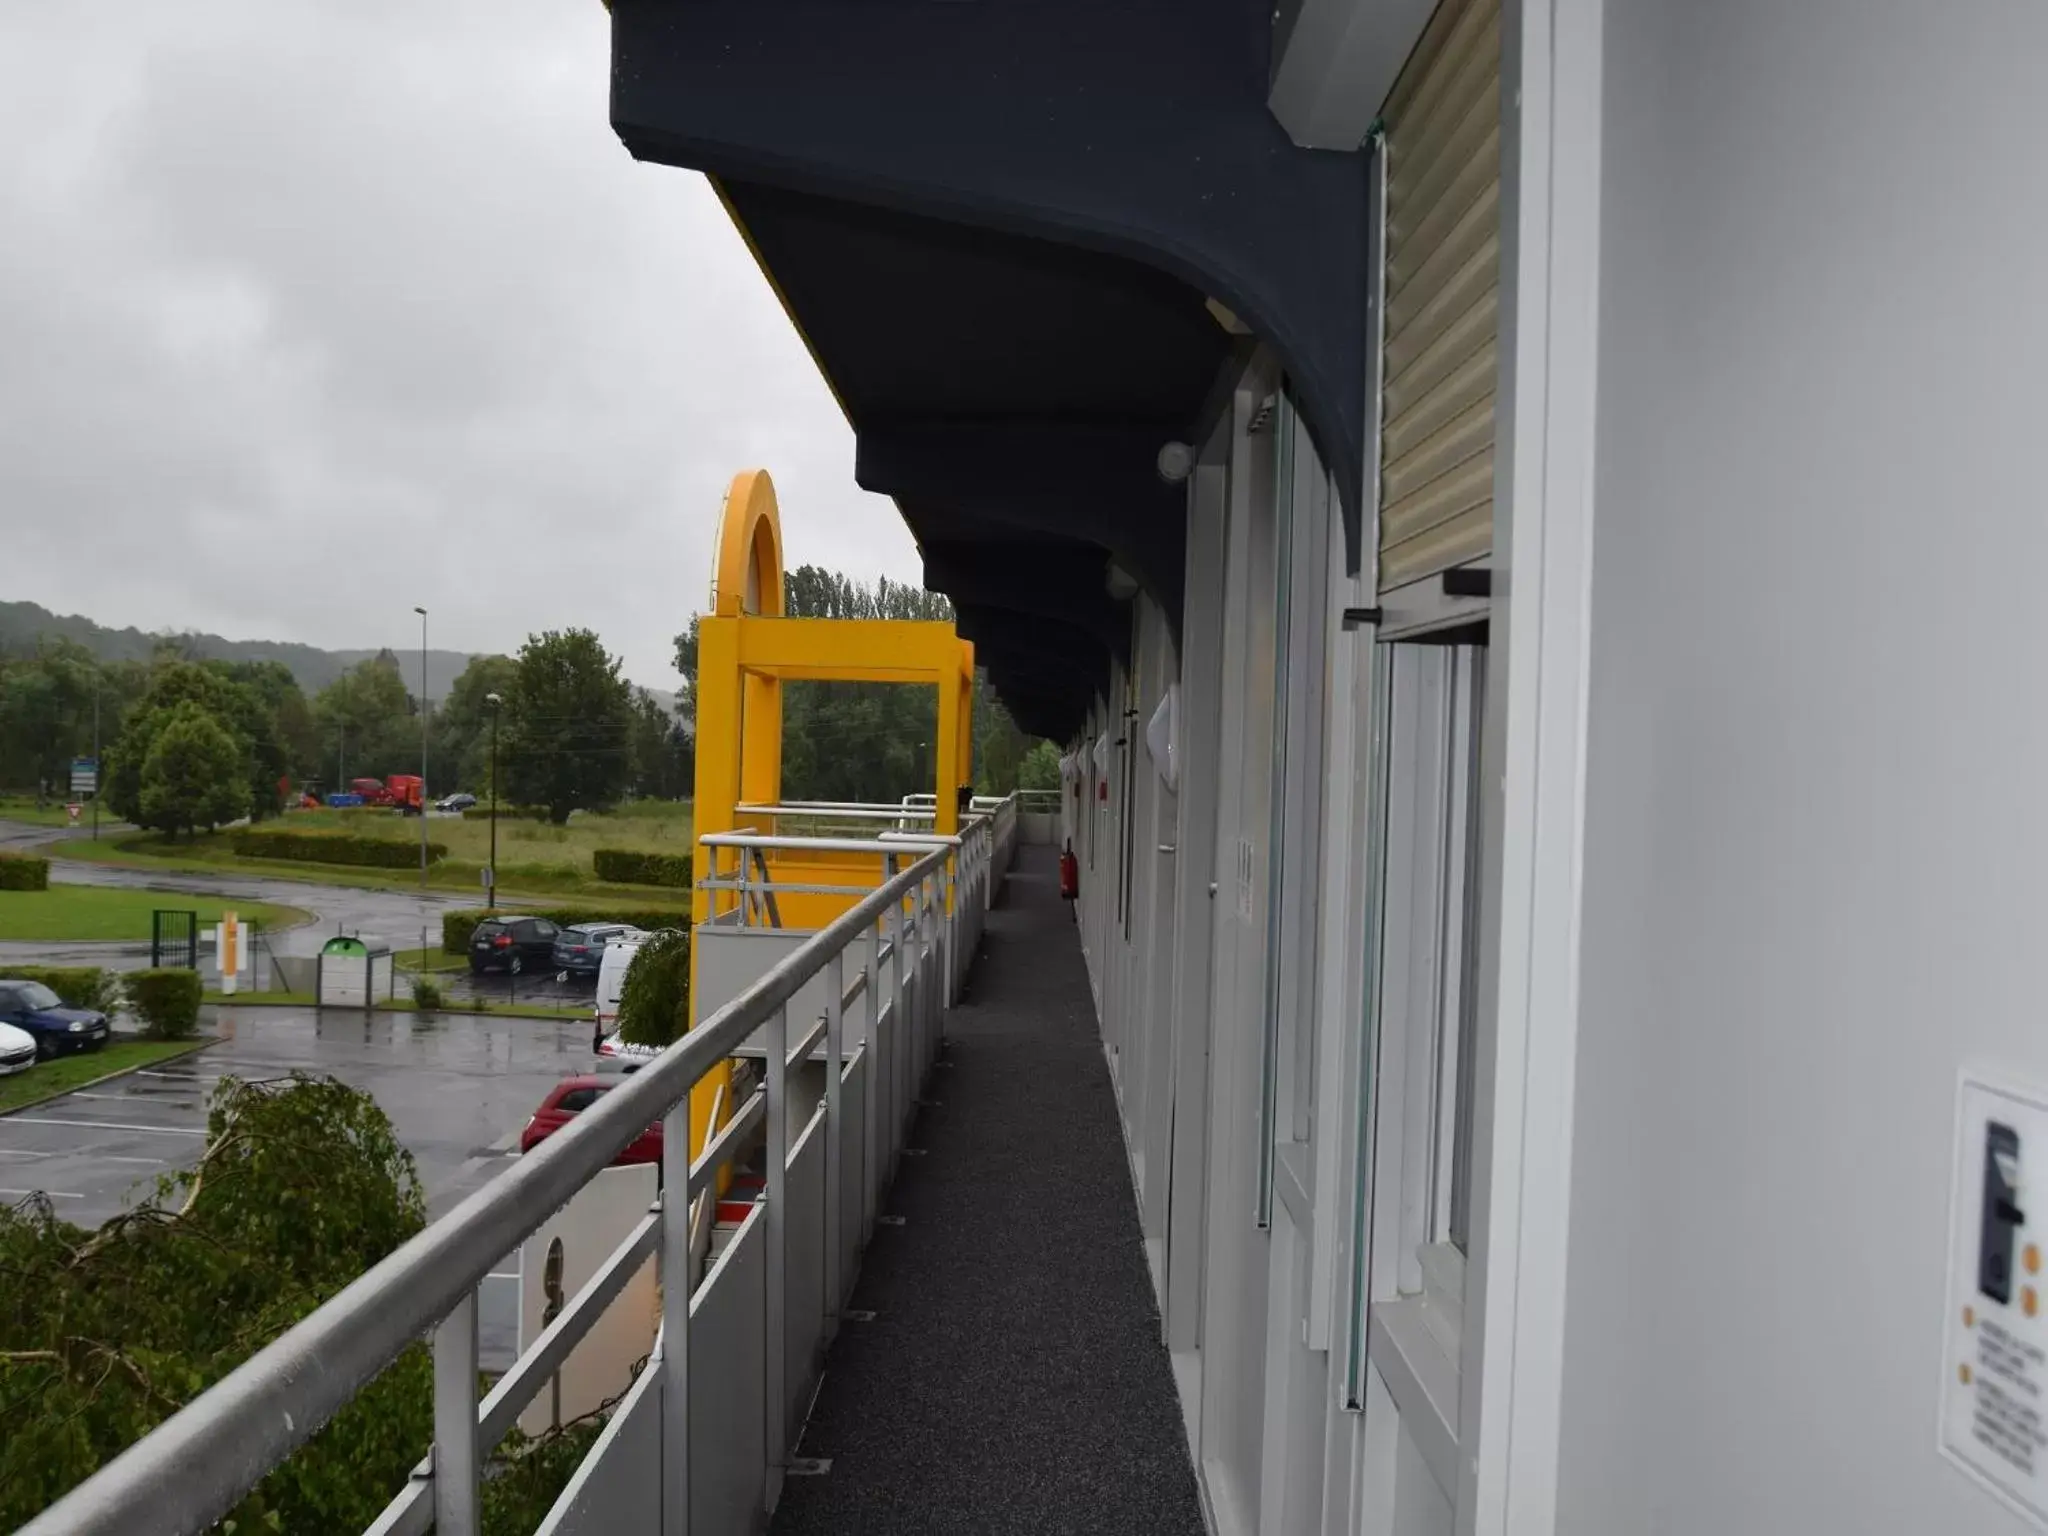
[66,803,80,826]
[69,757,97,797]
[482,865,495,890]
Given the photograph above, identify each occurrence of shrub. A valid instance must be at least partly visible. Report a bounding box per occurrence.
[2,967,114,1013]
[231,828,446,869]
[616,929,691,1048]
[124,968,203,1039]
[440,906,689,955]
[410,976,445,1012]
[591,848,693,888]
[0,855,49,891]
[460,806,549,822]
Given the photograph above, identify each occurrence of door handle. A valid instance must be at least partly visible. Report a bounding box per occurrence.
[1159,844,1177,855]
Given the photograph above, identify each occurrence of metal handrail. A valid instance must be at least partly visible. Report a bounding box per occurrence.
[22,842,953,1536]
[734,803,939,821]
[698,831,963,855]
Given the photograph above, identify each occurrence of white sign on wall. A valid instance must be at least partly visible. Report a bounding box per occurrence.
[1942,1072,2048,1527]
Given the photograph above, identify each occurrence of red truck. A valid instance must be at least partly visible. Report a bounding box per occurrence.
[384,775,425,815]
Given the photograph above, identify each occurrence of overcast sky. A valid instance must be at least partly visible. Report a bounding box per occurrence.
[0,1,922,693]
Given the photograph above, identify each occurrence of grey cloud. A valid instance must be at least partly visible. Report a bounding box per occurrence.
[0,0,920,690]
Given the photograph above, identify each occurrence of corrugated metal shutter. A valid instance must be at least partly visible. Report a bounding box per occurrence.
[1377,0,1501,595]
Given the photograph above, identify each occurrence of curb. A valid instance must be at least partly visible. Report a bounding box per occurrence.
[0,1035,225,1119]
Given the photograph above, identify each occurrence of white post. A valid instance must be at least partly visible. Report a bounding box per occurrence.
[824,949,844,1318]
[765,1000,788,1484]
[661,1098,692,1536]
[865,910,883,1235]
[432,1289,480,1536]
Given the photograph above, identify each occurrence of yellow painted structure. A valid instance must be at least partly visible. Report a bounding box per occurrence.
[687,469,977,1137]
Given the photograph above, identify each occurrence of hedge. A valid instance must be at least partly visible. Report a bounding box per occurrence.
[231,829,446,869]
[591,848,693,889]
[124,968,203,1039]
[460,806,550,823]
[0,854,49,891]
[0,966,115,1012]
[441,906,690,955]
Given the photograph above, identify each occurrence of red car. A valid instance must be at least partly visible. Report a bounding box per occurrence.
[518,1075,663,1165]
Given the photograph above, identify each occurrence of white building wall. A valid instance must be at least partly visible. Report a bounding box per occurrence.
[1559,2,2048,1531]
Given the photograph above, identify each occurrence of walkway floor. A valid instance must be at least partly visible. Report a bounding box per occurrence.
[771,844,1204,1536]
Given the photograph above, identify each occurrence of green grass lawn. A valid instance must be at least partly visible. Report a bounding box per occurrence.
[47,831,696,911]
[0,796,98,829]
[282,802,695,882]
[0,1038,216,1113]
[0,885,310,942]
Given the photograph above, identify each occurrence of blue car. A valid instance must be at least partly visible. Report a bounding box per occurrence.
[0,979,111,1059]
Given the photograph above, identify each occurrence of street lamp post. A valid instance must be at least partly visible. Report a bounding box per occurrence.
[485,692,502,913]
[414,606,429,889]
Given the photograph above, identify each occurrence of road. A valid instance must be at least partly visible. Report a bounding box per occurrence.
[0,817,488,970]
[0,1004,599,1365]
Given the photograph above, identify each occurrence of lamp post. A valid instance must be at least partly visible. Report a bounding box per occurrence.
[414,606,429,889]
[485,692,502,912]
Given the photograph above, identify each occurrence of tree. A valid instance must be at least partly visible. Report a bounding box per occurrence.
[104,663,253,828]
[312,656,414,787]
[1015,739,1061,792]
[615,929,691,1047]
[502,629,635,823]
[433,654,519,796]
[0,1074,433,1531]
[138,703,249,836]
[203,660,307,818]
[628,688,690,800]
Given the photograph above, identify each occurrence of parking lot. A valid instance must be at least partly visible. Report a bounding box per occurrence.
[0,1004,599,1365]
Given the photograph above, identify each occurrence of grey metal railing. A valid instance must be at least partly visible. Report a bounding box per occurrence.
[23,806,1017,1536]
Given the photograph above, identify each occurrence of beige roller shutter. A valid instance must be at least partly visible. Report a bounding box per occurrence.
[1377,0,1501,596]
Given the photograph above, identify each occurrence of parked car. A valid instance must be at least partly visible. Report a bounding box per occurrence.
[436,792,477,813]
[551,922,647,979]
[467,916,562,975]
[0,1020,37,1076]
[517,1075,662,1165]
[0,979,111,1059]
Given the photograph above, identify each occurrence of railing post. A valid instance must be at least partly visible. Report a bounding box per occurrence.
[825,948,844,1318]
[765,1000,788,1485]
[890,856,908,1154]
[432,1289,480,1536]
[661,1098,692,1536]
[865,910,882,1235]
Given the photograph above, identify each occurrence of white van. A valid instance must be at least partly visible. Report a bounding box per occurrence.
[594,937,642,1035]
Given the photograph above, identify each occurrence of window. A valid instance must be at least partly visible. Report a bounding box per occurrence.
[556,1087,606,1113]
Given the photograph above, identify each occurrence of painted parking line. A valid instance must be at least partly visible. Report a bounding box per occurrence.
[66,1090,202,1102]
[0,1148,49,1159]
[103,1155,168,1165]
[0,1118,207,1136]
[0,1188,83,1200]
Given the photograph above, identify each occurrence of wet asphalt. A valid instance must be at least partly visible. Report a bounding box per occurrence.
[0,1005,600,1366]
[0,821,620,1366]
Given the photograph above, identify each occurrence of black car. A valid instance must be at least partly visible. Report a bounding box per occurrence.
[468,917,561,975]
[0,979,111,1059]
[436,792,478,813]
[550,922,645,978]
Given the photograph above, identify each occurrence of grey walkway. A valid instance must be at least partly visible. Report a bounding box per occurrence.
[772,846,1203,1536]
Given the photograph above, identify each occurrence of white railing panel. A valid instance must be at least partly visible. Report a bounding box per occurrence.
[533,1352,662,1535]
[690,1207,767,1534]
[784,1108,829,1439]
[840,1048,869,1281]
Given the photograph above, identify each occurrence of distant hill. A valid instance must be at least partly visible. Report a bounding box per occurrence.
[0,600,680,710]
[1,599,476,702]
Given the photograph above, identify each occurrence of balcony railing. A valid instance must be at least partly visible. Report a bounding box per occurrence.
[24,798,1017,1536]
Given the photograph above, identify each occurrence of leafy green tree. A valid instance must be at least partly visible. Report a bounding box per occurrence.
[628,688,690,800]
[104,663,252,827]
[1015,739,1061,792]
[433,654,519,796]
[616,929,691,1047]
[0,638,101,795]
[139,703,250,836]
[203,660,305,818]
[502,629,634,824]
[0,1074,433,1531]
[312,654,415,787]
